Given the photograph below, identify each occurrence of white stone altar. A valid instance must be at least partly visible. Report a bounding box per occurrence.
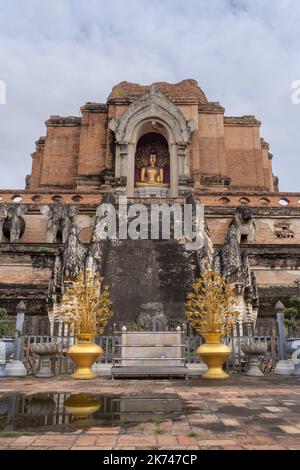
[120,327,183,367]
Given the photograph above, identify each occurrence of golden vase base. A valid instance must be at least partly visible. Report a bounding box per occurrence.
[197,333,231,380]
[201,366,229,380]
[71,366,97,380]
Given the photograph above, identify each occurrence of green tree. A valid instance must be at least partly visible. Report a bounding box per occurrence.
[283,296,300,332]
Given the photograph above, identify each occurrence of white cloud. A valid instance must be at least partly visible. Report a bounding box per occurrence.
[0,0,299,190]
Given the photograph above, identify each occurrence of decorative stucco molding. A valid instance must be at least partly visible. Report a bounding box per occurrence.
[109,88,193,145]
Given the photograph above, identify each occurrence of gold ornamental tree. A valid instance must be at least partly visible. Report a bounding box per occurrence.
[186,269,239,337]
[185,270,239,379]
[60,268,113,336]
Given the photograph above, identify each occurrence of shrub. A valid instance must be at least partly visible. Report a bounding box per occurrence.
[0,308,14,337]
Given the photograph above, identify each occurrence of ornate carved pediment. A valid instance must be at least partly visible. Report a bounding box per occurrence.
[109,88,193,144]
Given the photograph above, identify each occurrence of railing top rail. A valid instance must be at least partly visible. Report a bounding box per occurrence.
[114,344,186,347]
[113,357,187,360]
[113,331,184,334]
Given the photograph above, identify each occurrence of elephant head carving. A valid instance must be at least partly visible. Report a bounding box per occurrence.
[0,204,28,243]
[233,206,256,243]
[40,202,78,243]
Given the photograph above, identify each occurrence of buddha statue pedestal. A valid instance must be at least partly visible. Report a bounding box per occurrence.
[135,186,170,198]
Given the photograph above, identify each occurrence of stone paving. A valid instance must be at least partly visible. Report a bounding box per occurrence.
[0,375,300,450]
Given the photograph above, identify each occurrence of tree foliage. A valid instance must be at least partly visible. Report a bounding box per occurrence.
[283,296,300,329]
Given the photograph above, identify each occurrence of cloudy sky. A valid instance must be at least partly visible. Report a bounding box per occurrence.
[0,0,299,191]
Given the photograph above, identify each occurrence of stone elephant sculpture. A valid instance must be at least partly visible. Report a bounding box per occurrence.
[40,202,78,243]
[0,204,8,242]
[0,204,28,243]
[234,206,256,244]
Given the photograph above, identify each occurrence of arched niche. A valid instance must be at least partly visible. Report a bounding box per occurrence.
[110,88,194,197]
[134,132,170,186]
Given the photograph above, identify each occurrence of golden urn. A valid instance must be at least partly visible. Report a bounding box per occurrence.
[197,332,231,379]
[68,334,103,380]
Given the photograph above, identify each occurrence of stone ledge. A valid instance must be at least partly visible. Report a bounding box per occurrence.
[224,115,261,126]
[0,243,62,254]
[80,102,108,113]
[261,138,270,149]
[35,136,46,146]
[204,206,300,216]
[198,102,225,114]
[45,116,82,127]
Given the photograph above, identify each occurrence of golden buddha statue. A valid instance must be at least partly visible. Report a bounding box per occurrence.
[136,154,168,187]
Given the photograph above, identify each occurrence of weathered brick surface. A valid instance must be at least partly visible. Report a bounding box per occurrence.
[27,79,275,192]
[39,123,81,188]
[0,263,51,284]
[108,79,207,104]
[78,110,107,178]
[30,137,45,190]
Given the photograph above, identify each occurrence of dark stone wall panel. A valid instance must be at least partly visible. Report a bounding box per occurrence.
[103,239,199,328]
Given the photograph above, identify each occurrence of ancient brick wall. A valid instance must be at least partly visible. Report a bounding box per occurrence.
[0,246,56,329]
[26,80,275,192]
[207,216,300,245]
[77,104,108,181]
[196,113,226,177]
[30,137,45,190]
[39,117,81,188]
[224,120,267,190]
